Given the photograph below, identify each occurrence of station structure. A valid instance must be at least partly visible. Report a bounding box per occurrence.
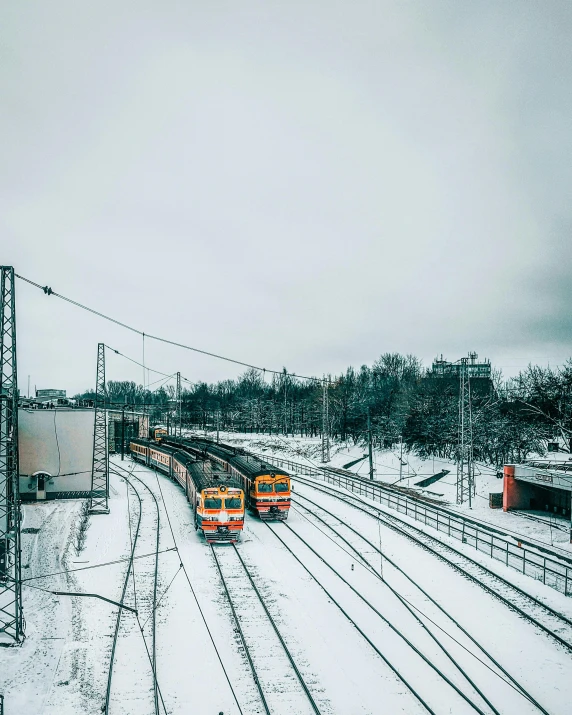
[503,461,572,539]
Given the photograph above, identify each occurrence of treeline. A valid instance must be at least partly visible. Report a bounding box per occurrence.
[75,354,572,466]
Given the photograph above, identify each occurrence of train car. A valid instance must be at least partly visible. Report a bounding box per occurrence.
[129,438,245,543]
[162,436,291,520]
[149,426,168,441]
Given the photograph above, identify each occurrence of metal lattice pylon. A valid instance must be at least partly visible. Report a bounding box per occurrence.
[321,376,330,463]
[456,356,475,506]
[0,266,24,643]
[176,371,181,437]
[90,343,109,513]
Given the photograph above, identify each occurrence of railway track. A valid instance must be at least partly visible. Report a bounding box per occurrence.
[287,496,551,715]
[263,520,512,715]
[293,475,572,653]
[211,543,322,715]
[105,465,163,715]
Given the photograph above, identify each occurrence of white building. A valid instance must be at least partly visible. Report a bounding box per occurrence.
[18,408,94,500]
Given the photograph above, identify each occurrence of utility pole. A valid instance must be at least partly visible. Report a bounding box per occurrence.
[399,435,404,484]
[456,354,475,507]
[142,334,145,390]
[283,371,288,436]
[176,372,181,437]
[367,406,374,480]
[0,266,24,643]
[90,343,109,513]
[120,406,125,461]
[321,376,330,463]
[216,410,220,444]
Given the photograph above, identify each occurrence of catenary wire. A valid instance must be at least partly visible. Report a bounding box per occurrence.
[16,273,327,383]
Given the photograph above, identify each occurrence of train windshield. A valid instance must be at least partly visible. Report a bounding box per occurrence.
[225,497,242,509]
[257,482,273,492]
[275,482,289,492]
[204,498,222,509]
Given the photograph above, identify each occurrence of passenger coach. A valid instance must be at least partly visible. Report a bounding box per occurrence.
[162,436,291,520]
[130,439,245,543]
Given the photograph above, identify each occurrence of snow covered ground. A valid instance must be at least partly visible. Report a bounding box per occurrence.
[210,430,572,553]
[2,445,572,714]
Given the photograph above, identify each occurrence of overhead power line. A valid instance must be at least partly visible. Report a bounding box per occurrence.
[16,274,326,383]
[105,344,196,389]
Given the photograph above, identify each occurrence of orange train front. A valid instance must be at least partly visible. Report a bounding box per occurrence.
[161,436,291,521]
[130,439,245,543]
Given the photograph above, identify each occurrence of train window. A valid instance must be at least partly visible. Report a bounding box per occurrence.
[258,483,273,493]
[225,498,242,509]
[204,498,222,509]
[275,482,289,492]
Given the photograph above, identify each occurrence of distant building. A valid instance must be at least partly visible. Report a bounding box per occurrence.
[503,462,572,520]
[18,407,94,500]
[426,353,492,395]
[35,388,67,404]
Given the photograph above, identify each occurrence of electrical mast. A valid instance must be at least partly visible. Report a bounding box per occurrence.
[456,354,475,506]
[321,376,330,463]
[367,406,374,479]
[0,266,23,643]
[176,371,181,437]
[90,343,109,513]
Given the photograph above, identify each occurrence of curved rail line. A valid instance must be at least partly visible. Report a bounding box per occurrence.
[213,543,322,715]
[106,466,162,715]
[293,475,572,653]
[289,495,550,715]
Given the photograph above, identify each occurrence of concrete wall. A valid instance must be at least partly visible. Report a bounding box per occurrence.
[18,408,94,497]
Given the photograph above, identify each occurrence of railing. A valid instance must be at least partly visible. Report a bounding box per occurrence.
[251,451,572,597]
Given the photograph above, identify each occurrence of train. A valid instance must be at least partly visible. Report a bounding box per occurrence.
[160,435,291,521]
[130,438,245,543]
[149,426,168,441]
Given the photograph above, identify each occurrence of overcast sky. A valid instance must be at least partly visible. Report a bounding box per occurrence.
[2,1,572,395]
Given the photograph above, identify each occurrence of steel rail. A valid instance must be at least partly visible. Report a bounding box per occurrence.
[104,471,143,715]
[251,450,572,564]
[263,522,436,715]
[289,503,502,715]
[111,464,162,714]
[229,544,322,715]
[293,475,572,653]
[291,495,550,715]
[210,546,271,715]
[272,522,489,715]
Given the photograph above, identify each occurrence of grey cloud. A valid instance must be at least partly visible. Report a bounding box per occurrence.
[2,1,572,393]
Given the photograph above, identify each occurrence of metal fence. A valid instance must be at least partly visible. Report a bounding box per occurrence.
[253,451,572,597]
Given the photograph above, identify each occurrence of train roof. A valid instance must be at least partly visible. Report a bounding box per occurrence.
[187,459,242,493]
[131,438,242,492]
[226,453,290,479]
[154,435,290,479]
[177,437,290,479]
